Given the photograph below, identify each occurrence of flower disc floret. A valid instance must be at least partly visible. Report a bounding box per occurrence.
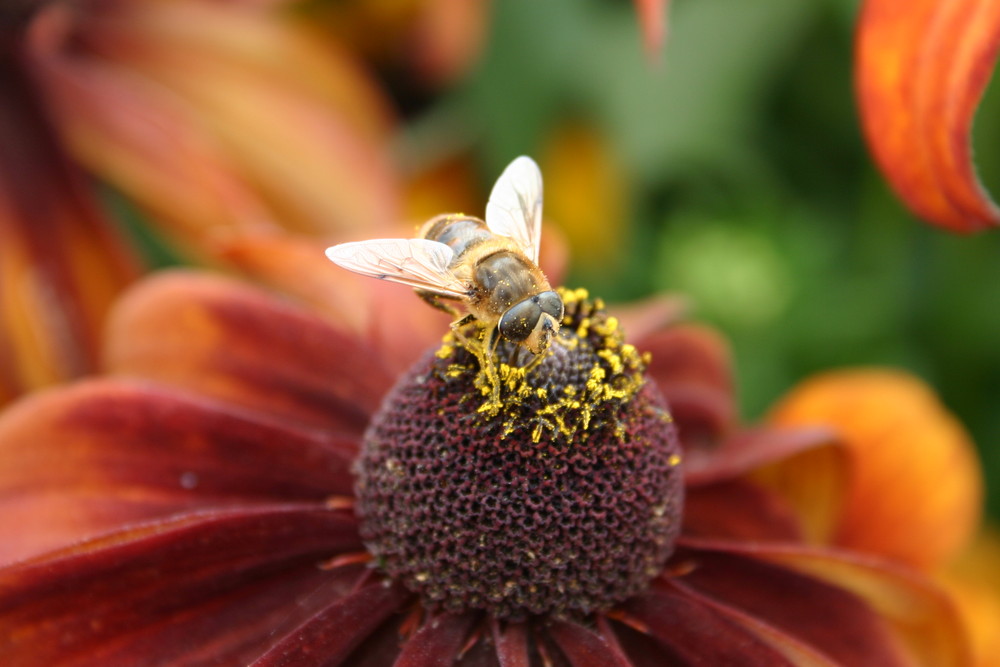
[355,289,684,619]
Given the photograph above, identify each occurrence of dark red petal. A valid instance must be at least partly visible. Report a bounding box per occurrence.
[492,620,530,667]
[638,324,733,396]
[682,427,849,544]
[685,425,842,486]
[105,271,396,433]
[683,478,804,542]
[0,53,138,400]
[856,0,1000,232]
[618,590,795,665]
[0,379,357,564]
[613,294,686,344]
[250,581,412,667]
[548,619,632,667]
[672,540,962,665]
[219,233,453,377]
[0,505,362,665]
[394,613,480,667]
[635,324,736,452]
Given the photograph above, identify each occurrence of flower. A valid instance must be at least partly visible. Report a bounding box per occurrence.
[0,260,968,665]
[769,369,991,666]
[0,0,398,403]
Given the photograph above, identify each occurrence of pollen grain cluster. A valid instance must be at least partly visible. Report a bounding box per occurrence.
[354,289,684,619]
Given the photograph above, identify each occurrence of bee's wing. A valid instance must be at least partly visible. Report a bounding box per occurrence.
[485,155,543,263]
[325,239,469,298]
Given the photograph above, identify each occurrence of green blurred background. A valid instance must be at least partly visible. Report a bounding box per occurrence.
[415,0,1000,518]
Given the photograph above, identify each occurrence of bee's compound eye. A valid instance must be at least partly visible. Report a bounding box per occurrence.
[498,299,541,343]
[535,291,564,322]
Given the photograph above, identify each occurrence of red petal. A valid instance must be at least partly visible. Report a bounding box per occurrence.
[856,0,1000,232]
[251,581,412,667]
[685,425,840,485]
[394,613,479,667]
[0,505,363,664]
[0,379,357,563]
[618,590,795,665]
[635,324,736,453]
[492,620,530,667]
[105,271,396,433]
[683,479,804,542]
[613,294,686,344]
[220,233,452,376]
[671,544,907,665]
[548,619,632,667]
[678,538,970,666]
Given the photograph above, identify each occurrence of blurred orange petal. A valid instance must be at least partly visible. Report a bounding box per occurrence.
[634,0,668,59]
[856,0,1000,232]
[402,151,483,226]
[942,529,1000,667]
[409,0,490,85]
[769,369,983,570]
[0,57,137,402]
[27,0,398,251]
[541,124,629,272]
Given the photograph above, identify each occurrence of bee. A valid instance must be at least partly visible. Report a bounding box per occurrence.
[325,156,563,361]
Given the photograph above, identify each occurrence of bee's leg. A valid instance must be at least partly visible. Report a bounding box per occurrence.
[481,326,502,408]
[522,351,546,373]
[507,345,523,368]
[416,290,462,317]
[447,314,479,352]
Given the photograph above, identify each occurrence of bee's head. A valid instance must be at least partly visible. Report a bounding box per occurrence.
[498,290,564,354]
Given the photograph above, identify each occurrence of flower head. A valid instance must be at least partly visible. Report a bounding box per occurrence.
[358,290,683,619]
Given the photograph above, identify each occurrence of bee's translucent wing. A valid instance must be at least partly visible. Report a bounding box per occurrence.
[485,156,543,263]
[325,239,469,298]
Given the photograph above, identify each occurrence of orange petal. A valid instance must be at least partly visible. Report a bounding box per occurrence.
[0,56,138,402]
[941,528,1000,667]
[769,369,983,570]
[27,1,398,249]
[856,0,1000,232]
[104,271,397,432]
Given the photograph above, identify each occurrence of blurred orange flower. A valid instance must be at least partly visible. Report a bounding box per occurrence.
[0,0,399,403]
[769,368,991,665]
[25,0,399,248]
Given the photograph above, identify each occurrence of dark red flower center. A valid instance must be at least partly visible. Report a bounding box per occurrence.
[355,289,684,619]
